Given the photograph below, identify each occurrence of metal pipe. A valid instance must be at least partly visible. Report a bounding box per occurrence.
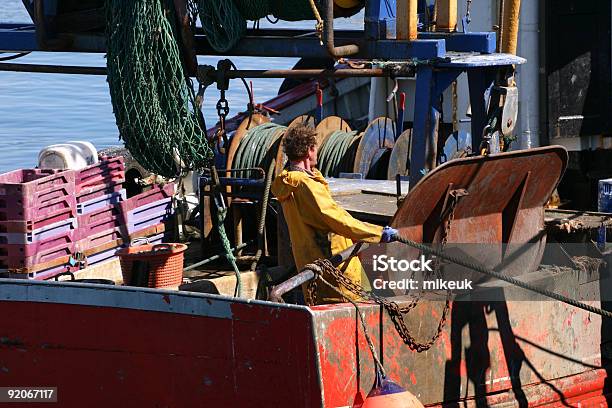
[224,68,390,78]
[0,63,396,79]
[183,240,254,272]
[0,62,106,75]
[201,177,266,187]
[396,92,406,139]
[269,270,315,303]
[268,242,371,302]
[329,242,370,265]
[323,0,359,58]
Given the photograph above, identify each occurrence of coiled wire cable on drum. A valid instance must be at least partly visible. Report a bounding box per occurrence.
[317,130,360,177]
[233,122,286,177]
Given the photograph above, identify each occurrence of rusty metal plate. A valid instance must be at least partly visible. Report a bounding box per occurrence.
[386,146,568,280]
[353,117,395,178]
[275,115,315,175]
[387,128,412,180]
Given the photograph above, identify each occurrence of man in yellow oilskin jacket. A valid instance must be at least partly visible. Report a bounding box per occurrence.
[271,124,398,304]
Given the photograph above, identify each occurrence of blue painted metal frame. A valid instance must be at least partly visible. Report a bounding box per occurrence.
[0,25,37,51]
[410,67,463,185]
[408,55,523,187]
[365,0,396,40]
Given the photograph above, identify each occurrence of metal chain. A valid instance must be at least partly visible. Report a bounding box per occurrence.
[215,91,230,153]
[451,81,459,132]
[306,191,467,352]
[479,107,500,155]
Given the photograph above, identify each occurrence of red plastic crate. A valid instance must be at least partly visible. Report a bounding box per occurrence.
[0,169,75,221]
[118,183,175,214]
[75,156,125,193]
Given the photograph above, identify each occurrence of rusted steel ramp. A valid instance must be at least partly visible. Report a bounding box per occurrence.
[387,145,568,280]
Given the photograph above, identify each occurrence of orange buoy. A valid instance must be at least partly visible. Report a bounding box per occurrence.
[362,373,424,408]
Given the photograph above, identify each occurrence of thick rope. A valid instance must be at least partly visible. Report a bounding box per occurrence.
[215,205,242,297]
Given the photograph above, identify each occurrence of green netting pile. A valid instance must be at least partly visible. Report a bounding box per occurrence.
[106,0,213,178]
[190,0,322,52]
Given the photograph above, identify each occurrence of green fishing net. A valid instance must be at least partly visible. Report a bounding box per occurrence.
[106,0,213,178]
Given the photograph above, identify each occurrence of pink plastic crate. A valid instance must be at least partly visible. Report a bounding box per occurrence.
[77,183,123,204]
[0,169,75,221]
[75,156,125,193]
[0,229,77,260]
[0,217,77,245]
[0,238,75,270]
[76,225,127,252]
[3,262,72,280]
[127,197,173,235]
[0,205,76,233]
[77,189,126,215]
[118,183,175,214]
[77,204,127,227]
[83,224,167,268]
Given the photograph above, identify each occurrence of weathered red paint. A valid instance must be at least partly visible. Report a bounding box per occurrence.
[311,295,607,407]
[0,298,320,408]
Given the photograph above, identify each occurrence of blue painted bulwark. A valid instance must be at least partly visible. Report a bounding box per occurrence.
[418,32,496,54]
[367,39,446,59]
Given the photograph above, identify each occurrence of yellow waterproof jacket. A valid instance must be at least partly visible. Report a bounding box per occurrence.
[271,168,383,304]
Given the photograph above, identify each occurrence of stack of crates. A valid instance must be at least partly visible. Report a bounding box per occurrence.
[0,156,176,280]
[0,169,78,279]
[77,182,175,268]
[74,156,128,268]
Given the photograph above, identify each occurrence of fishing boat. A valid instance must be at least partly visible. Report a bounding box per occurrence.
[0,0,611,406]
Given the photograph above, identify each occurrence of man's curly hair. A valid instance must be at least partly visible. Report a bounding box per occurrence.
[282,124,317,161]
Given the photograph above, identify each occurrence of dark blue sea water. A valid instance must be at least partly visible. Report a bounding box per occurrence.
[0,1,361,172]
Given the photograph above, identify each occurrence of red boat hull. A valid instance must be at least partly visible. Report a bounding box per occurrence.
[0,280,609,407]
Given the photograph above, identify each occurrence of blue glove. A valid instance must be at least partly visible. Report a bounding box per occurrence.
[380,226,399,243]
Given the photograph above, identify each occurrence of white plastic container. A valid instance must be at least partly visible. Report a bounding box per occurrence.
[38,141,99,170]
